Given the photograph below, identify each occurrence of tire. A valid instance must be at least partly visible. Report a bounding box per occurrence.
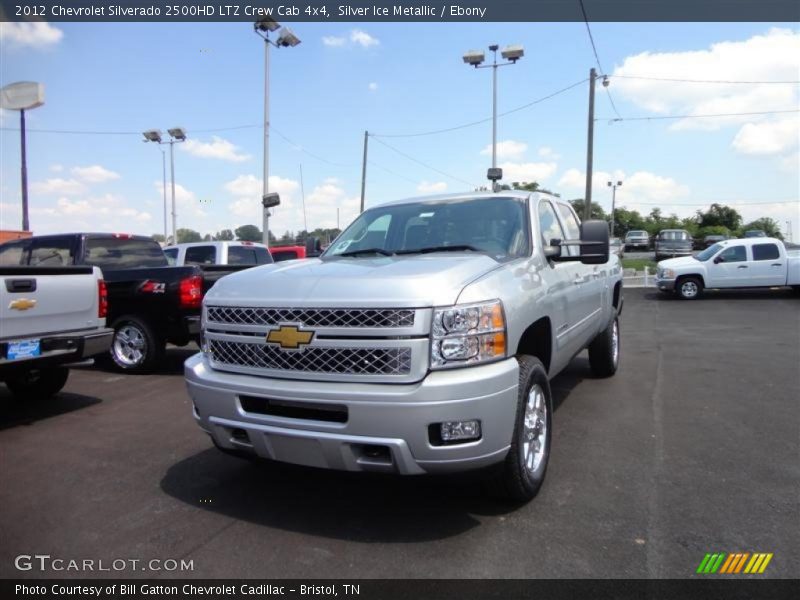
[488,356,553,502]
[588,317,620,377]
[109,315,164,373]
[676,277,703,300]
[5,367,69,400]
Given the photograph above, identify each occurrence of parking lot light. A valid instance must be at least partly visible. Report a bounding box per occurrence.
[143,127,187,243]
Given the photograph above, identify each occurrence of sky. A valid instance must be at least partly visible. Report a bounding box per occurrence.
[1,21,798,241]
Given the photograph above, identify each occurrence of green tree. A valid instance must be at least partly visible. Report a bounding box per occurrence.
[613,208,647,236]
[214,229,234,241]
[696,203,742,231]
[235,224,262,242]
[203,233,212,241]
[739,218,784,239]
[176,228,202,243]
[278,230,294,245]
[569,198,607,220]
[151,234,166,243]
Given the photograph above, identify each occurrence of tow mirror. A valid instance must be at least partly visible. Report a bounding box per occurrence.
[547,220,610,265]
[713,256,723,264]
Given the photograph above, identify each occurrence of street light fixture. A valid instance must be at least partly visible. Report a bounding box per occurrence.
[254,19,301,247]
[463,44,524,191]
[143,127,187,244]
[607,180,623,236]
[0,81,45,232]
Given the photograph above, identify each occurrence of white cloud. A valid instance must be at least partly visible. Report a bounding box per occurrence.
[350,29,379,47]
[499,161,558,183]
[731,114,800,156]
[481,140,528,160]
[226,174,301,227]
[0,22,63,49]
[417,181,447,194]
[322,35,346,47]
[538,146,561,160]
[154,181,208,223]
[182,136,251,162]
[30,178,86,196]
[71,165,120,183]
[368,82,379,92]
[49,164,64,173]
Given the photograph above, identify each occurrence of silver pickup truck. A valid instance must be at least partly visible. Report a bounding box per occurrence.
[185,192,623,501]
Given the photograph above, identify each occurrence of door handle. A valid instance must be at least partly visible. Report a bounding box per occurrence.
[771,263,782,267]
[737,265,748,269]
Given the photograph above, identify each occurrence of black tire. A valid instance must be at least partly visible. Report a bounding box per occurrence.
[588,316,620,377]
[5,367,69,400]
[109,315,164,373]
[487,356,553,502]
[676,276,703,300]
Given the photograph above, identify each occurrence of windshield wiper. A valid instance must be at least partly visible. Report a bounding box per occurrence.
[338,247,395,257]
[396,244,481,255]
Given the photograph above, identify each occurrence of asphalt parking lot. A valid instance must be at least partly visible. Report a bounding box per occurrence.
[1,288,798,579]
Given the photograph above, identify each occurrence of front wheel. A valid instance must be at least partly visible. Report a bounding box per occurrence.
[109,315,164,373]
[488,356,552,502]
[677,277,703,300]
[588,316,620,377]
[5,367,70,400]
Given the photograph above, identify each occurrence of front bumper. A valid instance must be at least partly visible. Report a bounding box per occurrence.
[655,276,676,291]
[185,353,519,475]
[0,327,113,375]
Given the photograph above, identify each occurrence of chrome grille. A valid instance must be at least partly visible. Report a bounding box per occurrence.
[208,340,412,375]
[206,306,415,328]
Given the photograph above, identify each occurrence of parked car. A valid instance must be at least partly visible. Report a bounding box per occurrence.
[0,233,209,373]
[0,264,112,399]
[185,191,623,502]
[655,238,800,299]
[624,230,650,251]
[654,229,694,260]
[610,237,625,258]
[743,230,767,238]
[164,241,272,267]
[703,234,728,249]
[269,238,323,262]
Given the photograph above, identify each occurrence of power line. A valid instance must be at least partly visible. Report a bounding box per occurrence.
[367,160,419,185]
[371,78,588,138]
[599,108,800,122]
[270,126,355,168]
[577,0,623,120]
[611,75,800,85]
[370,137,477,188]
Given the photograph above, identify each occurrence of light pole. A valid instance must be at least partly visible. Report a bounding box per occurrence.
[463,44,524,191]
[254,18,301,247]
[607,179,622,236]
[143,127,187,244]
[161,148,167,241]
[0,82,45,232]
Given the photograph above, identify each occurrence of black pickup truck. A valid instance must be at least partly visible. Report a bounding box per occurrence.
[0,233,242,373]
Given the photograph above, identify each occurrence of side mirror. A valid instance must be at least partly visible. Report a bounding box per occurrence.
[543,245,561,259]
[713,256,723,264]
[578,220,610,265]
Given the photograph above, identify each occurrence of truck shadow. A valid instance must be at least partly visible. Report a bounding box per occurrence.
[87,346,199,376]
[159,361,588,543]
[648,288,797,301]
[0,391,101,431]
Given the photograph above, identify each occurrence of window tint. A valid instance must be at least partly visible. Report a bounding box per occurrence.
[184,246,217,265]
[84,238,167,269]
[556,203,581,257]
[163,247,178,266]
[29,237,74,266]
[271,250,298,262]
[752,243,780,261]
[718,246,746,263]
[538,201,566,256]
[0,241,27,265]
[228,246,273,265]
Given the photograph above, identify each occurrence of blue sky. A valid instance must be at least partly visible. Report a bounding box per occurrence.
[1,21,798,240]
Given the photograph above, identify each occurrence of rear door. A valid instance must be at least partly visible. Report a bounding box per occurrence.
[748,243,786,286]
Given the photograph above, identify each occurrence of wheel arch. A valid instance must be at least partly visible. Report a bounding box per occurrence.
[516,317,552,375]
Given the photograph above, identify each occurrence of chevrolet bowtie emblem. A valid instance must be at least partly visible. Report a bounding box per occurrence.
[266,324,314,349]
[9,298,37,311]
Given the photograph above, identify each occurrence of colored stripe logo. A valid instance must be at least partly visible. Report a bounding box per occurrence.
[697,552,773,574]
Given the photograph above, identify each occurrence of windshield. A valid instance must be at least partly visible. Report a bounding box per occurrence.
[323,196,530,261]
[659,231,690,240]
[696,243,723,261]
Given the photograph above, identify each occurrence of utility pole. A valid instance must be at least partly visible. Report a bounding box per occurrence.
[584,67,596,221]
[20,109,29,231]
[161,149,167,241]
[360,130,369,213]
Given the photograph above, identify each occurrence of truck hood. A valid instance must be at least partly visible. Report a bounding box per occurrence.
[205,254,504,307]
[658,256,699,270]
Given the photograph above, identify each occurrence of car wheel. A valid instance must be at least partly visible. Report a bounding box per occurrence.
[110,315,164,373]
[5,367,70,400]
[588,316,620,377]
[487,356,552,502]
[677,277,703,300]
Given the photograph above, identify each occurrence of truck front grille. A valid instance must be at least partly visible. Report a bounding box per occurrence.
[208,340,412,376]
[206,306,415,329]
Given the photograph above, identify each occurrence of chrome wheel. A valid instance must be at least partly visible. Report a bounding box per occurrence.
[522,383,548,474]
[113,324,146,367]
[680,280,699,298]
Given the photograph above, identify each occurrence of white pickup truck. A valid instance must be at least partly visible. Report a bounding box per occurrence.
[0,265,113,399]
[655,237,800,299]
[185,191,624,501]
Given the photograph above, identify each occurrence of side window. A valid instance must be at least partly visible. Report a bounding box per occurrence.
[163,248,178,266]
[556,203,581,257]
[718,246,746,263]
[0,241,28,265]
[228,246,257,265]
[29,238,73,266]
[538,201,567,256]
[752,243,780,261]
[184,246,217,265]
[253,247,272,264]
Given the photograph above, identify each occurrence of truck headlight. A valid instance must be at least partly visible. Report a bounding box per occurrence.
[431,300,506,369]
[661,268,675,279]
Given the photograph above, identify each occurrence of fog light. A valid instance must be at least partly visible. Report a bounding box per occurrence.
[440,420,481,442]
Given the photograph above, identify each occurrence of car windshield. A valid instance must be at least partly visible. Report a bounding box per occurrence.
[323,196,530,261]
[696,243,723,261]
[659,231,690,240]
